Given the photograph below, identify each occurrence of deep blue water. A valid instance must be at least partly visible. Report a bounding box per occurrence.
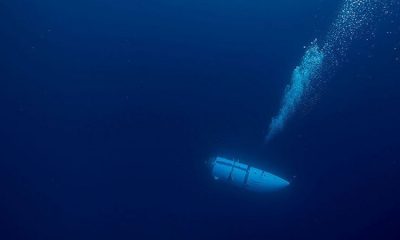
[1,0,400,239]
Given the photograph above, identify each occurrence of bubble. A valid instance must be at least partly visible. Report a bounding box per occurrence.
[266,0,386,142]
[266,42,324,141]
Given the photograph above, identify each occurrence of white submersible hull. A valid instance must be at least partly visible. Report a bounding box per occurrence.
[211,157,289,192]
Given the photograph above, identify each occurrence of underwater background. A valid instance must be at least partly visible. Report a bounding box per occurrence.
[1,0,400,239]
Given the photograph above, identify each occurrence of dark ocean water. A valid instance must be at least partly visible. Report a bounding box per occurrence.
[1,0,400,239]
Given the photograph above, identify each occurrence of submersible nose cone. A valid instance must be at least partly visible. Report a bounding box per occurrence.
[211,157,289,192]
[259,173,290,190]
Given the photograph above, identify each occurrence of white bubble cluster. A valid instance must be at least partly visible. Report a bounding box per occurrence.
[266,42,324,141]
[323,0,380,63]
[266,0,385,142]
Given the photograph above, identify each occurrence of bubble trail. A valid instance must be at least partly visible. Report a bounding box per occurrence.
[266,42,324,141]
[266,0,381,142]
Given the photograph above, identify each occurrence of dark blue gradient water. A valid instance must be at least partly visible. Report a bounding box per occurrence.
[1,1,399,239]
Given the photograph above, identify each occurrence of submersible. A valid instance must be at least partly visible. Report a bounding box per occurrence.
[210,157,289,192]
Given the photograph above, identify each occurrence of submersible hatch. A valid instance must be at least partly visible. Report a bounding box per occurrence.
[210,157,289,192]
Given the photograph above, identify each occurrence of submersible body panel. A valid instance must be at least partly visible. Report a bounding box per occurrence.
[210,157,289,192]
